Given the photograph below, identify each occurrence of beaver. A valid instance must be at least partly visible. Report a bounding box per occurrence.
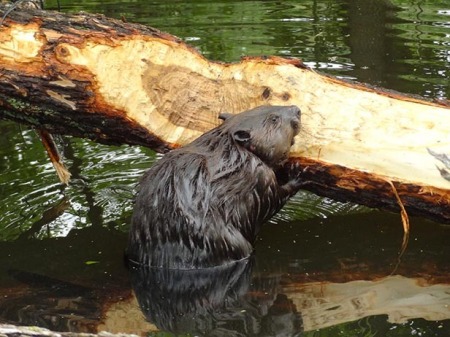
[127,105,302,269]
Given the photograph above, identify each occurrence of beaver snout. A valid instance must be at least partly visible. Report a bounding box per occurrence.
[289,105,301,118]
[284,105,301,118]
[287,105,301,134]
[286,105,301,122]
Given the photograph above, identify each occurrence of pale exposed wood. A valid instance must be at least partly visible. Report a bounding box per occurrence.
[0,6,449,222]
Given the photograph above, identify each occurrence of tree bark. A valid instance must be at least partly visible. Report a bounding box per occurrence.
[0,6,449,222]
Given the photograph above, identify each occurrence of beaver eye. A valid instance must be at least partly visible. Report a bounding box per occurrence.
[269,115,280,124]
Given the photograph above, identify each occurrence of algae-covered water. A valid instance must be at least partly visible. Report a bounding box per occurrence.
[0,0,449,336]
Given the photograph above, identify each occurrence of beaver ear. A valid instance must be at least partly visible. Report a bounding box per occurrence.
[233,130,251,143]
[218,113,233,121]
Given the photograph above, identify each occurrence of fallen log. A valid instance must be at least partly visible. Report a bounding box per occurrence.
[0,6,449,222]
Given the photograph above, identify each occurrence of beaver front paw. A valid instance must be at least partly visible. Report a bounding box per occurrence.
[281,161,312,195]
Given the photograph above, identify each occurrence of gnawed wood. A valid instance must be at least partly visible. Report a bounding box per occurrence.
[0,6,449,222]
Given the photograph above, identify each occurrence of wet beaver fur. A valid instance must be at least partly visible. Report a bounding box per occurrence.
[127,105,302,269]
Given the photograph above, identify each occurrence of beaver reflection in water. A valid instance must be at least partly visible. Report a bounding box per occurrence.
[127,105,302,269]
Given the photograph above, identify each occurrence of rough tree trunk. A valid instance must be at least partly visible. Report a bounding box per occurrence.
[0,6,449,222]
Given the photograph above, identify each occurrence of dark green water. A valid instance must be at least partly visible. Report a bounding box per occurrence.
[0,0,449,336]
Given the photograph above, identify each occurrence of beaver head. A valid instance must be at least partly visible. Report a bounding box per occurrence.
[219,105,301,168]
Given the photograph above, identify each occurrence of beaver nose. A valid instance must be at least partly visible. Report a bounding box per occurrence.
[288,105,301,133]
[287,105,301,120]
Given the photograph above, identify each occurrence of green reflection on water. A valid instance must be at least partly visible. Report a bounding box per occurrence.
[0,121,156,240]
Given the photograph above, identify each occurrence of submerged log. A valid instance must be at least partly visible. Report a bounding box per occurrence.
[0,6,449,222]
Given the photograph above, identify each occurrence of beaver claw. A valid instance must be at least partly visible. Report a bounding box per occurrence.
[282,162,313,193]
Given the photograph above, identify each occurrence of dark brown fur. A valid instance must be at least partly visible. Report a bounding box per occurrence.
[127,105,302,269]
